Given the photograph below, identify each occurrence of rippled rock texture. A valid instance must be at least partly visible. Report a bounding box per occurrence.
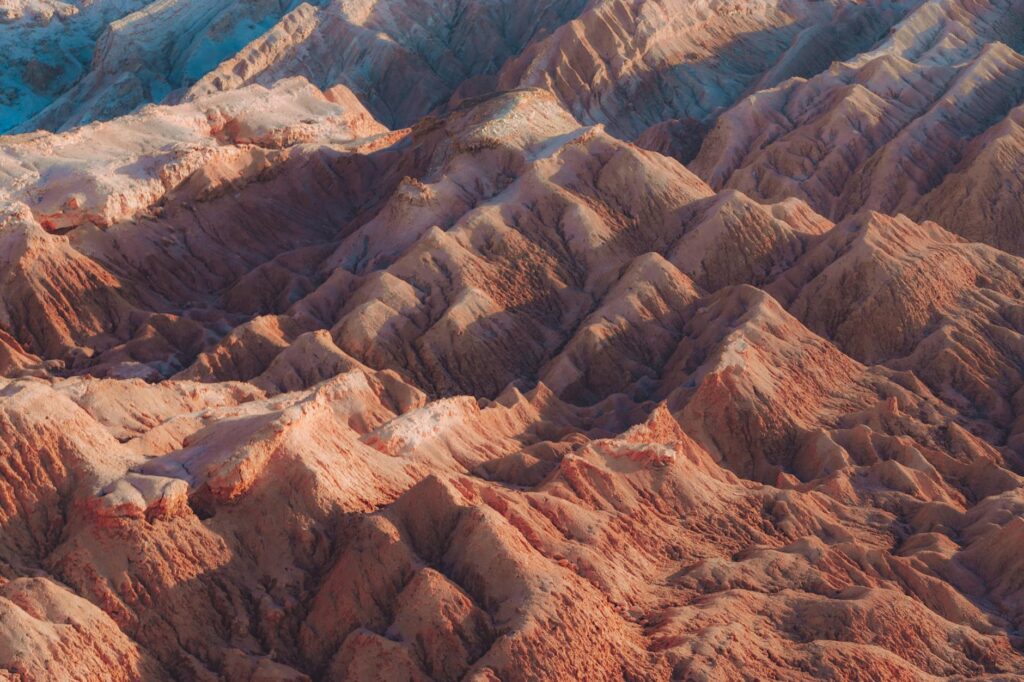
[4,0,1024,680]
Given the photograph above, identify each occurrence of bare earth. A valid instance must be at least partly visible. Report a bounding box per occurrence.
[3,1,1024,680]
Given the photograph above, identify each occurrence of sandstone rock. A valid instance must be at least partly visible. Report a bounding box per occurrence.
[3,3,1024,679]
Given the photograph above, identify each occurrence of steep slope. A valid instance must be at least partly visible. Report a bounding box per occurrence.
[493,0,919,138]
[692,0,1024,254]
[0,0,151,133]
[13,0,592,132]
[0,77,384,231]
[771,212,1024,433]
[187,0,590,129]
[5,0,920,139]
[0,77,389,375]
[11,0,326,133]
[5,2,1024,680]
[2,87,721,391]
[911,102,1024,254]
[2,303,1022,678]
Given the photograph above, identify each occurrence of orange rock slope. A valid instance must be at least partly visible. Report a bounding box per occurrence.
[4,1,1024,680]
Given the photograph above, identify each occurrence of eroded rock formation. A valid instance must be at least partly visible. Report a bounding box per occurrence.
[4,0,1024,680]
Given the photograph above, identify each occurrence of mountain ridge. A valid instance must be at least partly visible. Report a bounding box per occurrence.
[4,1,1024,679]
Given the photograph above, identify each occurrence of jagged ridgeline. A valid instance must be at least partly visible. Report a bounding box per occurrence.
[2,1,1024,680]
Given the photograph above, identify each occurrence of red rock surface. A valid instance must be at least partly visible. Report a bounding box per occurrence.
[3,1,1024,680]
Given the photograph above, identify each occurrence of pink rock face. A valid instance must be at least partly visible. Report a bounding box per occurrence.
[4,1,1024,680]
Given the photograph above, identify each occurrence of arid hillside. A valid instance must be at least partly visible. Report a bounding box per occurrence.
[3,1,1024,680]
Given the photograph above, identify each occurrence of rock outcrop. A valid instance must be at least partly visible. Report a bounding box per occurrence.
[3,1,1024,679]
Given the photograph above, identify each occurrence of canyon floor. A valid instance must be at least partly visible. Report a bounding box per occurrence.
[3,1,1024,680]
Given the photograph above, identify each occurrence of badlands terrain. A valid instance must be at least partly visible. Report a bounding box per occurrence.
[4,0,1024,679]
